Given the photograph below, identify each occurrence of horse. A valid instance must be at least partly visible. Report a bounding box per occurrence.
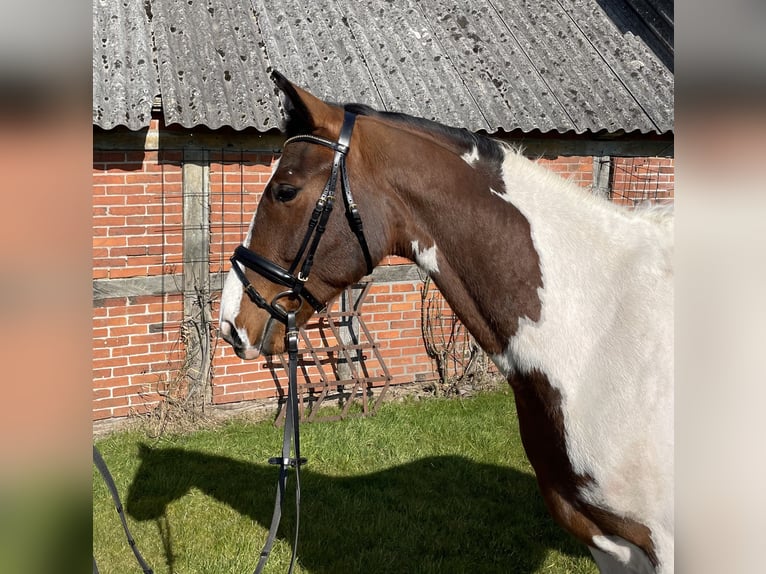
[219,71,673,574]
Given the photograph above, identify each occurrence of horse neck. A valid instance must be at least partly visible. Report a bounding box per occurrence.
[374,129,540,355]
[377,127,670,363]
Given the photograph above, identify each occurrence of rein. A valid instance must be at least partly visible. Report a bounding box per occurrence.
[91,315,302,574]
[92,446,154,574]
[94,111,372,573]
[230,110,373,573]
[253,310,304,574]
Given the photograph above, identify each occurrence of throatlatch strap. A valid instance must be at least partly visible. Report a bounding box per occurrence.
[254,311,305,574]
[93,445,154,574]
[339,153,374,275]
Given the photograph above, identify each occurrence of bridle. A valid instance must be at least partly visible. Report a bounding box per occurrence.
[229,110,373,326]
[93,112,373,574]
[229,110,373,574]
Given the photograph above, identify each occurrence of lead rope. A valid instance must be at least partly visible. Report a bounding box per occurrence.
[254,310,305,574]
[94,312,304,574]
[92,445,154,574]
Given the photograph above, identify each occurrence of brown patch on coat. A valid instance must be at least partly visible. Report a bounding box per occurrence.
[509,368,658,566]
[351,113,543,353]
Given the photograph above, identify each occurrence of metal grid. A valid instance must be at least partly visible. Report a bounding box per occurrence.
[609,156,674,206]
[271,282,392,423]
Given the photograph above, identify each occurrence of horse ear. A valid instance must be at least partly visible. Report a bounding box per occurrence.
[271,70,338,136]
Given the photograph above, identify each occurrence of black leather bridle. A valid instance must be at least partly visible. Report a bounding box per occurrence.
[229,110,373,574]
[94,113,375,574]
[229,110,373,325]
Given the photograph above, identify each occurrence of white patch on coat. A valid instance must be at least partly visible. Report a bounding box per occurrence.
[590,535,655,574]
[461,146,480,166]
[489,147,674,572]
[410,240,440,274]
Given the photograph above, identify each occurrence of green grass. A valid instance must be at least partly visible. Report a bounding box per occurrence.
[94,390,597,573]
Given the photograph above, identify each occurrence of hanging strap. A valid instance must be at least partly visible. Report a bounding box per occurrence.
[94,314,305,574]
[339,150,374,275]
[93,445,154,574]
[254,311,305,574]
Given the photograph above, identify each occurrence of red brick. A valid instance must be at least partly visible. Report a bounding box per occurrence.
[95,357,129,369]
[110,406,131,418]
[92,396,130,409]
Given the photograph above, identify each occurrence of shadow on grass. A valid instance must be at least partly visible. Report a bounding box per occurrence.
[126,445,589,573]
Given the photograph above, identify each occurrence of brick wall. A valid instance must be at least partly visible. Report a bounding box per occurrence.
[93,295,184,419]
[93,147,185,420]
[93,150,183,280]
[93,125,674,422]
[537,156,594,188]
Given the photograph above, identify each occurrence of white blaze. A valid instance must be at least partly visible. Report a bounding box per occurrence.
[218,159,281,348]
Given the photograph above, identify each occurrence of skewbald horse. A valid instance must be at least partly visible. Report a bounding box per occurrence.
[219,72,673,574]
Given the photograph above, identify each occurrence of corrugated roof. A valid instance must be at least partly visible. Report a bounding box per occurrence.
[93,0,159,130]
[93,0,673,134]
[151,0,279,130]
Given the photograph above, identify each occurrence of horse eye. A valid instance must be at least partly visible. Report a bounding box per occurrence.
[274,183,300,202]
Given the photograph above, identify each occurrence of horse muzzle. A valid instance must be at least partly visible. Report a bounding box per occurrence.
[219,319,265,360]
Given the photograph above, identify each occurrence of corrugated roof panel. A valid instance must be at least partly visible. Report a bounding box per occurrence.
[93,0,158,130]
[485,0,646,133]
[610,0,673,70]
[421,0,580,133]
[151,0,277,130]
[92,0,673,135]
[560,0,673,133]
[335,0,490,130]
[510,1,629,133]
[254,0,387,115]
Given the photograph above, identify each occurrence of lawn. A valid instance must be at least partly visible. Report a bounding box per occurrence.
[93,389,598,574]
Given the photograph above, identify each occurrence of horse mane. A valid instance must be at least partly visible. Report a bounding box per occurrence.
[342,102,506,165]
[285,99,673,229]
[632,201,674,226]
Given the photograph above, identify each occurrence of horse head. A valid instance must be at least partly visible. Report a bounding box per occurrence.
[219,71,392,358]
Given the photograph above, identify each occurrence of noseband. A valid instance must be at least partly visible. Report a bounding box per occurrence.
[229,110,373,324]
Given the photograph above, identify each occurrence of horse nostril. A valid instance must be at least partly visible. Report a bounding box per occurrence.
[220,321,243,348]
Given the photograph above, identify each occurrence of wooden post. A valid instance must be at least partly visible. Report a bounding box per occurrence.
[182,149,212,408]
[592,155,612,199]
[336,285,363,381]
